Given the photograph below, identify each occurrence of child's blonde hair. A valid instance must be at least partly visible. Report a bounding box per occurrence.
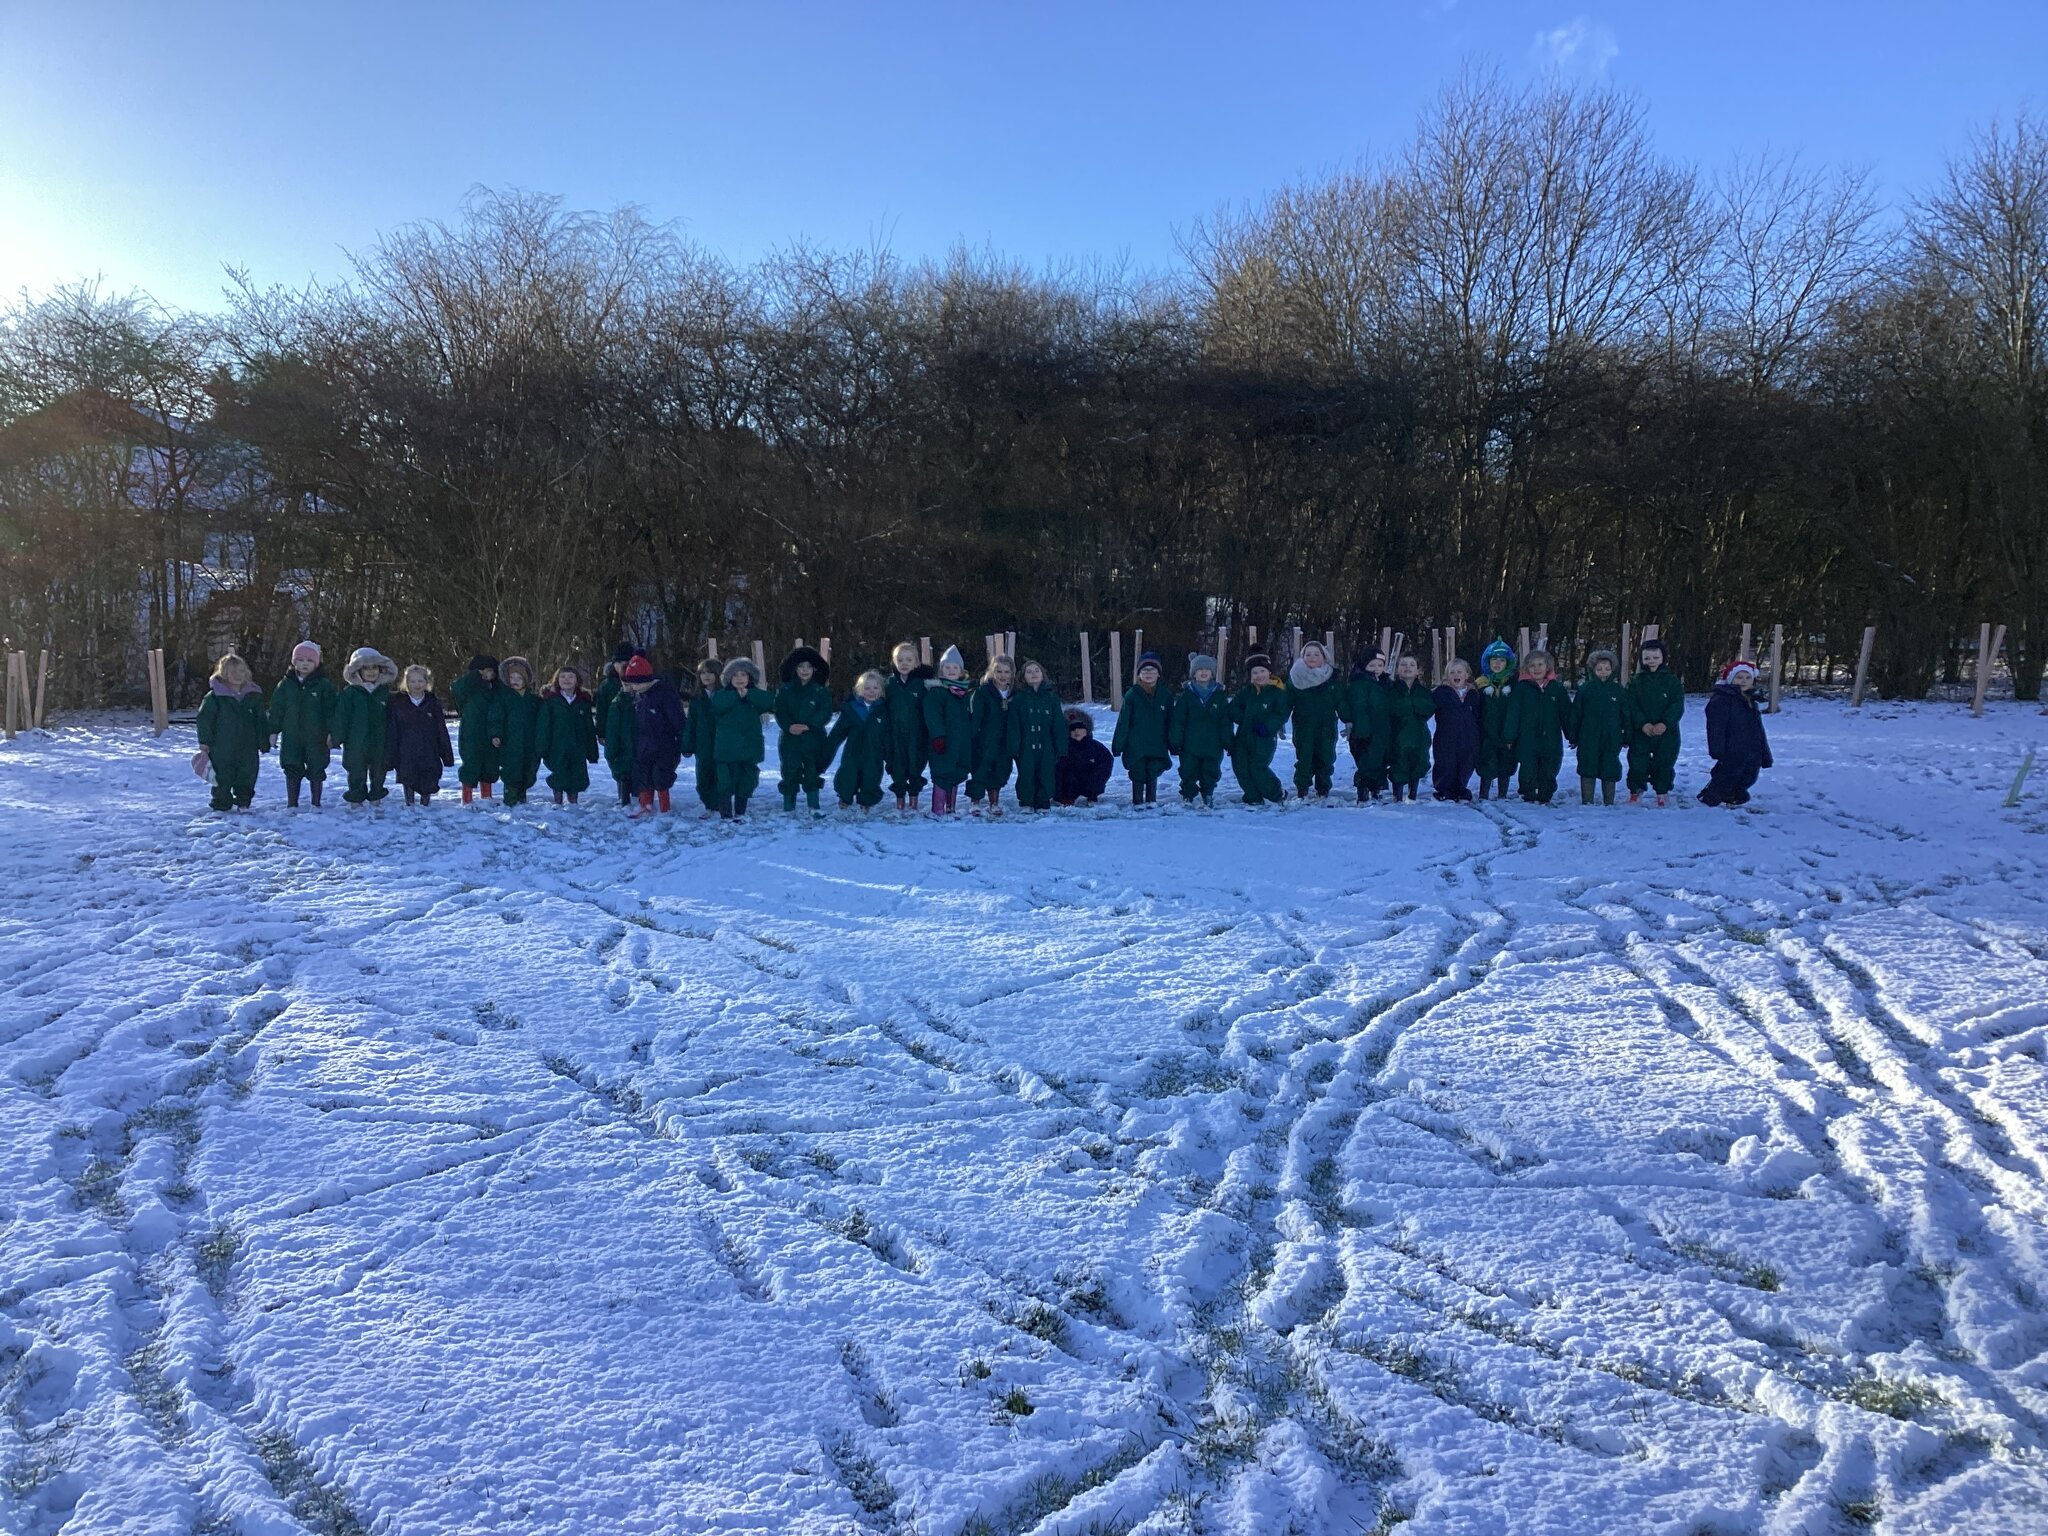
[892,641,921,668]
[1445,658,1472,682]
[211,652,251,685]
[981,654,1015,685]
[855,668,887,695]
[403,663,433,690]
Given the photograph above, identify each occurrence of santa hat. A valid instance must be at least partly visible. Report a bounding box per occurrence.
[1720,659,1758,684]
[622,655,656,682]
[290,640,322,665]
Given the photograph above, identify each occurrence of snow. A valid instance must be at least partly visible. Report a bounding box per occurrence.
[2,700,2046,1535]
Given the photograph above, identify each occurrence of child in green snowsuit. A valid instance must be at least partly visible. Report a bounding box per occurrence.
[709,657,777,819]
[1572,648,1628,805]
[596,646,640,806]
[451,654,503,802]
[1475,637,1517,800]
[1006,660,1068,811]
[827,670,892,810]
[775,646,834,815]
[268,640,338,808]
[1625,637,1683,804]
[1503,651,1573,805]
[1169,653,1233,806]
[967,655,1017,812]
[688,658,722,812]
[493,657,543,807]
[194,653,269,811]
[1110,652,1172,806]
[922,646,975,815]
[1287,641,1341,798]
[1339,647,1392,801]
[536,665,600,804]
[1230,654,1291,806]
[1386,654,1435,801]
[331,647,398,804]
[885,641,935,811]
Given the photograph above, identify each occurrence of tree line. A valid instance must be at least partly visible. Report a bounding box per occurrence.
[2,73,2043,708]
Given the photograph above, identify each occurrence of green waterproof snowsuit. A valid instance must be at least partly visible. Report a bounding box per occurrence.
[197,680,269,810]
[1339,671,1393,797]
[1571,674,1629,787]
[922,677,975,791]
[1387,680,1434,790]
[1169,683,1234,801]
[332,678,394,803]
[536,688,599,796]
[1006,681,1069,809]
[1625,666,1684,795]
[967,682,1015,800]
[494,687,543,805]
[885,666,934,800]
[775,679,834,805]
[1288,668,1342,796]
[826,695,891,808]
[603,691,637,804]
[1231,681,1291,805]
[268,670,337,785]
[1476,675,1516,790]
[710,686,777,808]
[1110,681,1172,801]
[1504,676,1574,803]
[451,665,504,788]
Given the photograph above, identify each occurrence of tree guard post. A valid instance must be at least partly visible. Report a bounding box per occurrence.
[1850,625,1875,709]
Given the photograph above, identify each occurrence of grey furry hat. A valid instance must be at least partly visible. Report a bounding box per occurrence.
[721,656,761,686]
[1187,652,1219,678]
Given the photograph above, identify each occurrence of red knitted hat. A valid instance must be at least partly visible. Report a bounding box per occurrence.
[622,655,656,682]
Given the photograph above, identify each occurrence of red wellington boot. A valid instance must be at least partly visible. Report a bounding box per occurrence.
[462,784,474,805]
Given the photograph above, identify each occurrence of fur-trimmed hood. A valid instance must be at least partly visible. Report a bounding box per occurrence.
[207,673,262,699]
[1063,707,1096,738]
[1584,647,1620,679]
[780,645,830,685]
[720,655,762,687]
[343,647,399,689]
[499,655,537,691]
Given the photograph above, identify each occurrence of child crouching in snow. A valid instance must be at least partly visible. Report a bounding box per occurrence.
[1430,659,1481,802]
[194,653,269,811]
[1700,660,1772,807]
[826,670,891,810]
[268,640,336,808]
[537,665,600,805]
[1055,709,1112,805]
[387,665,454,806]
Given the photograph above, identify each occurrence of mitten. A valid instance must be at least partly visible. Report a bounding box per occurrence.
[190,749,210,779]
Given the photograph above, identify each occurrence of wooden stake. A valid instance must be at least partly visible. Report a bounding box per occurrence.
[1535,623,1549,656]
[1005,630,1016,660]
[1850,625,1876,709]
[820,636,831,663]
[751,639,767,681]
[1620,622,1633,685]
[1767,623,1785,714]
[1517,625,1531,660]
[3,653,19,740]
[919,636,932,667]
[1430,629,1443,684]
[1215,624,1229,683]
[706,637,719,660]
[1079,631,1094,703]
[1291,625,1302,661]
[1133,628,1144,677]
[1972,621,1994,716]
[984,633,996,663]
[1445,626,1457,676]
[33,648,49,729]
[149,648,169,735]
[1975,623,2007,717]
[1109,631,1124,710]
[1740,623,1753,663]
[1642,623,1659,643]
[1247,625,1258,648]
[1389,631,1405,668]
[1379,626,1392,659]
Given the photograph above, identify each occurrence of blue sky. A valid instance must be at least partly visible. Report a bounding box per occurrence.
[1,1,2041,313]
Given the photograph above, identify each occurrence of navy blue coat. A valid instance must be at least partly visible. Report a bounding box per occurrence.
[1055,715,1114,803]
[633,678,688,790]
[1430,684,1483,797]
[1703,683,1772,800]
[386,691,454,793]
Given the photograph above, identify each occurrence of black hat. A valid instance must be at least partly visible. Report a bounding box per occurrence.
[611,642,637,665]
[1639,636,1666,654]
[468,653,500,675]
[780,645,831,684]
[1243,651,1273,676]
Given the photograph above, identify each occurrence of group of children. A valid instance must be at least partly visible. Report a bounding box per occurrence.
[188,633,1775,816]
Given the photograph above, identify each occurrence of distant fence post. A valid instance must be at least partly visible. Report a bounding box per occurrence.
[1850,625,1876,709]
[1389,631,1406,668]
[1133,627,1144,673]
[1323,629,1335,659]
[1516,625,1530,660]
[148,648,169,735]
[1740,623,1753,663]
[1444,625,1456,676]
[706,637,719,660]
[1974,623,2006,717]
[3,652,20,740]
[1005,630,1017,659]
[820,636,831,664]
[1620,622,1633,684]
[1767,624,1785,713]
[1290,624,1302,661]
[1535,623,1549,656]
[33,648,49,730]
[751,640,767,680]
[919,636,932,667]
[1109,631,1123,710]
[1215,624,1229,682]
[1079,631,1093,702]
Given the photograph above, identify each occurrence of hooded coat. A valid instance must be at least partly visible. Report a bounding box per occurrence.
[1702,681,1772,803]
[1339,660,1393,795]
[1230,674,1291,804]
[537,681,600,794]
[386,688,454,794]
[709,658,776,766]
[826,692,891,807]
[628,676,688,792]
[1430,683,1483,800]
[451,655,503,787]
[1109,678,1173,788]
[332,649,399,801]
[1054,709,1113,804]
[1503,670,1574,802]
[1626,659,1685,795]
[1476,640,1518,784]
[493,657,544,803]
[197,671,269,807]
[968,678,1016,798]
[922,669,975,790]
[774,648,834,796]
[1170,677,1234,800]
[1387,678,1435,787]
[1006,676,1069,809]
[267,667,336,779]
[1571,653,1629,784]
[1287,652,1341,794]
[885,659,935,798]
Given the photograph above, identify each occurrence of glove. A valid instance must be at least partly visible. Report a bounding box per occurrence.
[931,736,947,753]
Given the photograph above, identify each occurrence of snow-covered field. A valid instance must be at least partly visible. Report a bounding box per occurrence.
[3,701,2047,1536]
